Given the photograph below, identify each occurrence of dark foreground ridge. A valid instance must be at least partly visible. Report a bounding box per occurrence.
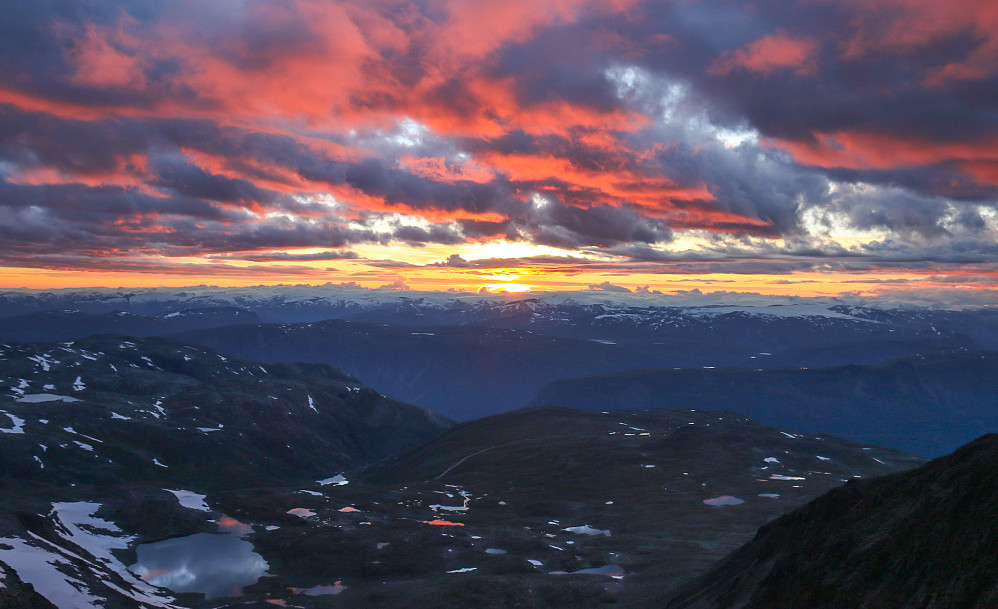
[665,433,998,609]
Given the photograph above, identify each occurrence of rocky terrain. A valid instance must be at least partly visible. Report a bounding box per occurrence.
[0,335,450,489]
[665,433,998,609]
[0,399,922,608]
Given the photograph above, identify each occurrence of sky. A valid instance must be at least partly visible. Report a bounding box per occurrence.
[1,0,997,304]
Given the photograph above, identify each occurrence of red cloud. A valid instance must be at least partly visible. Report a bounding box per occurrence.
[765,131,998,187]
[66,21,147,89]
[709,34,818,76]
[834,0,998,86]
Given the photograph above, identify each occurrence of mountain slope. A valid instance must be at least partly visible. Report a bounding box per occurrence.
[0,307,261,343]
[664,433,998,609]
[0,405,922,609]
[354,406,922,604]
[530,349,998,456]
[171,319,688,419]
[0,335,450,490]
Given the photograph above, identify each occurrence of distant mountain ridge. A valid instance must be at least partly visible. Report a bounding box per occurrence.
[0,307,261,343]
[168,314,975,421]
[2,287,997,349]
[530,349,998,456]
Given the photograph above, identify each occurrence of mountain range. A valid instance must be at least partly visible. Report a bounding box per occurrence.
[530,348,998,456]
[0,288,994,608]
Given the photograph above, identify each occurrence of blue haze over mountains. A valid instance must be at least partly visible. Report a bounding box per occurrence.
[0,286,997,607]
[1,286,996,456]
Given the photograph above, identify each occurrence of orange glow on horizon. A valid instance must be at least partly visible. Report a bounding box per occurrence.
[484,284,532,293]
[2,261,996,302]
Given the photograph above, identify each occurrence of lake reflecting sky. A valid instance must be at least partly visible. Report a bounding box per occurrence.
[130,532,268,599]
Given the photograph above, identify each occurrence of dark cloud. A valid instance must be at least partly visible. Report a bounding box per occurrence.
[587,281,631,293]
[0,0,997,287]
[206,250,359,262]
[427,253,589,269]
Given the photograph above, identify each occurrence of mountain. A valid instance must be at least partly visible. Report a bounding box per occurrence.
[169,312,976,422]
[0,307,261,343]
[338,407,922,607]
[0,335,450,609]
[1,289,990,424]
[530,349,998,456]
[171,319,700,420]
[0,404,922,609]
[1,287,991,356]
[0,335,450,490]
[664,433,998,609]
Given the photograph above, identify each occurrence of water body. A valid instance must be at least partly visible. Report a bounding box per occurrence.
[551,564,626,578]
[130,532,268,599]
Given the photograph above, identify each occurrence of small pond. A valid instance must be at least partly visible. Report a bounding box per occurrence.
[130,531,268,599]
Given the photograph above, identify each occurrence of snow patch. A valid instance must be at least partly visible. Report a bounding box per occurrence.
[27,354,56,372]
[703,495,744,506]
[562,525,610,537]
[16,394,81,403]
[0,536,104,609]
[0,411,25,434]
[166,490,210,512]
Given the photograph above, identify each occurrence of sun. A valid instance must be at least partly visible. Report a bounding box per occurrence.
[484,284,532,293]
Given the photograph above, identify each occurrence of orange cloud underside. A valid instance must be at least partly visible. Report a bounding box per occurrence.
[766,132,998,188]
[1,0,996,299]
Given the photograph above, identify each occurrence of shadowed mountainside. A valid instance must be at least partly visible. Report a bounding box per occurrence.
[664,433,998,609]
[0,335,450,490]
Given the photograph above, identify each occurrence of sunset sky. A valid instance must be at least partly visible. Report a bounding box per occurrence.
[2,0,998,304]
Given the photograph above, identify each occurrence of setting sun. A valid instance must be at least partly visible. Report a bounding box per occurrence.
[484,284,532,293]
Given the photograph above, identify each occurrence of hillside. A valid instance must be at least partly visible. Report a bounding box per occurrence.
[0,335,450,490]
[665,433,998,609]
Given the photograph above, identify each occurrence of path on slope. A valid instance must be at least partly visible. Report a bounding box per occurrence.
[434,435,574,480]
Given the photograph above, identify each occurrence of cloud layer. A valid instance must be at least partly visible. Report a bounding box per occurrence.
[1,0,997,296]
